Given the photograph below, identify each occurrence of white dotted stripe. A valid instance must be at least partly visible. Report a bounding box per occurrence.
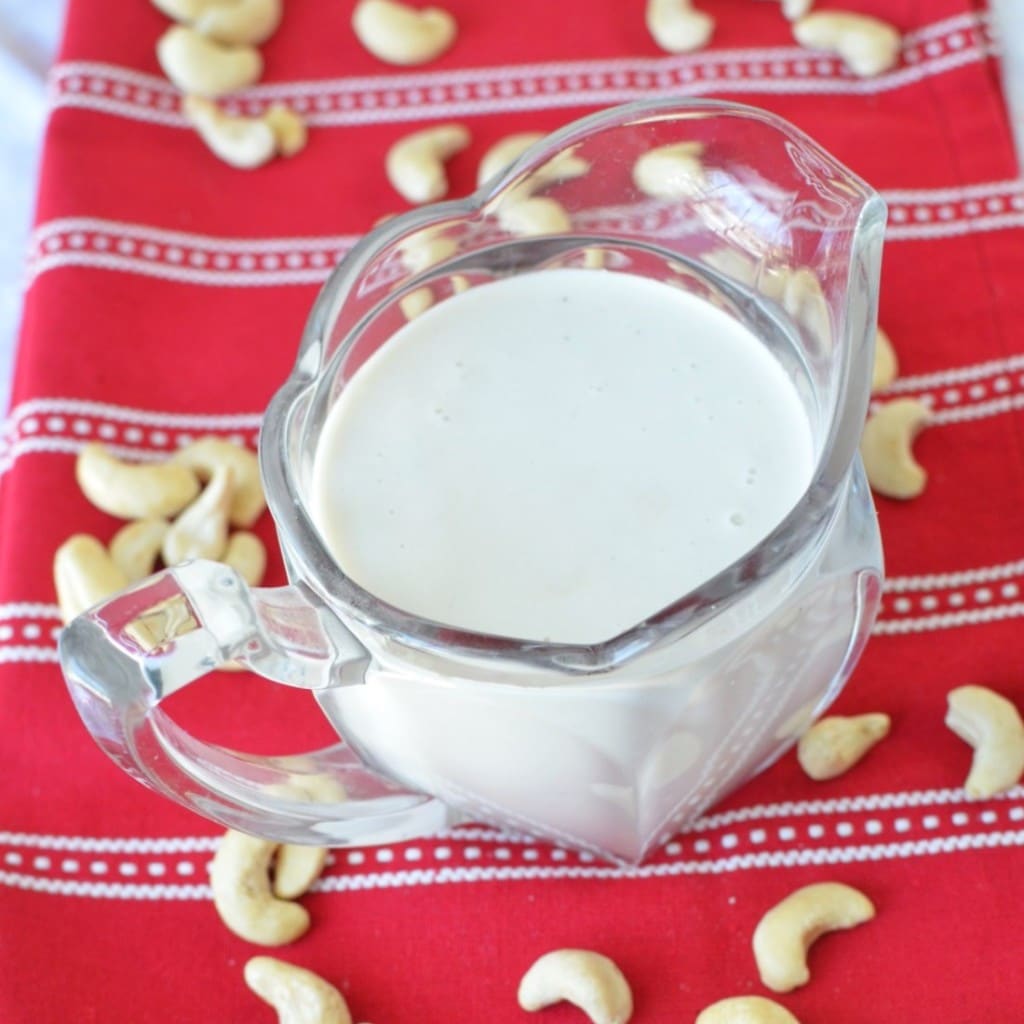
[20,176,1024,295]
[884,353,1024,394]
[0,832,218,853]
[877,563,1024,625]
[21,202,701,292]
[1,790,1021,898]
[886,559,1024,593]
[5,556,1024,655]
[4,782,1015,856]
[873,602,1024,635]
[5,823,1024,898]
[872,380,1024,424]
[45,13,993,131]
[0,405,262,481]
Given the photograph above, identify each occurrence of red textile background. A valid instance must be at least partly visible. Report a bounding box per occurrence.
[2,0,1024,1021]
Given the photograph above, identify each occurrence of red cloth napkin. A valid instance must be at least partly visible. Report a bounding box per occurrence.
[3,0,1024,1020]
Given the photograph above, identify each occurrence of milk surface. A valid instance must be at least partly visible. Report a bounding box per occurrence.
[310,269,814,644]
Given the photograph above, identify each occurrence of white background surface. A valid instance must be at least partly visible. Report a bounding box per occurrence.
[0,2,1021,417]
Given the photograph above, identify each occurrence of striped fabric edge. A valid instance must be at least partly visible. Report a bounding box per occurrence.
[45,12,993,130]
[2,785,1023,898]
[21,176,1024,286]
[5,327,1024,483]
[2,549,1024,659]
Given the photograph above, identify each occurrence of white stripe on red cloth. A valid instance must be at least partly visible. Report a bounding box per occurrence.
[5,329,1024,481]
[45,12,992,130]
[21,178,1024,292]
[1,785,1023,897]
[3,554,1024,655]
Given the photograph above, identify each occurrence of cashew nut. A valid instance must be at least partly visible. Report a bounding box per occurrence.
[109,518,171,582]
[210,830,312,945]
[162,467,234,565]
[696,996,801,1024]
[400,286,434,320]
[755,0,812,20]
[157,26,263,98]
[217,530,267,586]
[797,713,891,781]
[646,0,714,54]
[477,132,545,187]
[173,437,265,528]
[76,443,201,520]
[182,95,276,169]
[632,142,706,199]
[946,685,1024,798]
[497,196,572,237]
[792,11,901,78]
[194,0,283,45]
[397,225,459,274]
[149,0,215,21]
[518,949,632,1024]
[385,124,470,204]
[244,957,352,1024]
[752,882,875,992]
[520,149,591,194]
[859,398,929,500]
[871,326,898,392]
[264,103,309,158]
[54,534,131,624]
[272,846,329,901]
[352,0,456,66]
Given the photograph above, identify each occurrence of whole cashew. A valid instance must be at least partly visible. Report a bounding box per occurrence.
[872,326,898,392]
[946,685,1024,798]
[400,286,435,320]
[172,437,266,528]
[76,443,200,520]
[109,518,171,582]
[149,0,215,20]
[754,0,812,20]
[157,26,263,98]
[518,949,633,1024]
[210,830,312,945]
[696,996,801,1024]
[183,95,277,169]
[792,12,901,78]
[244,957,353,1024]
[797,713,891,781]
[264,103,309,158]
[477,132,545,186]
[162,466,234,565]
[272,845,329,901]
[53,534,131,624]
[221,530,267,585]
[632,142,706,199]
[497,196,572,237]
[752,882,875,992]
[645,0,714,54]
[860,398,930,500]
[518,148,591,195]
[194,0,283,45]
[385,124,470,204]
[397,225,459,274]
[352,0,457,66]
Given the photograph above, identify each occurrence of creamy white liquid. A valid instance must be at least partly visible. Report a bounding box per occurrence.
[310,269,814,644]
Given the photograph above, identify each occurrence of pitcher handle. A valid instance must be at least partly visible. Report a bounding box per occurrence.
[58,559,457,846]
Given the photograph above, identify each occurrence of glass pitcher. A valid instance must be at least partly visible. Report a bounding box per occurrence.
[59,98,886,865]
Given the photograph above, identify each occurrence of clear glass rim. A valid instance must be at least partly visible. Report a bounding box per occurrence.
[261,97,886,675]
